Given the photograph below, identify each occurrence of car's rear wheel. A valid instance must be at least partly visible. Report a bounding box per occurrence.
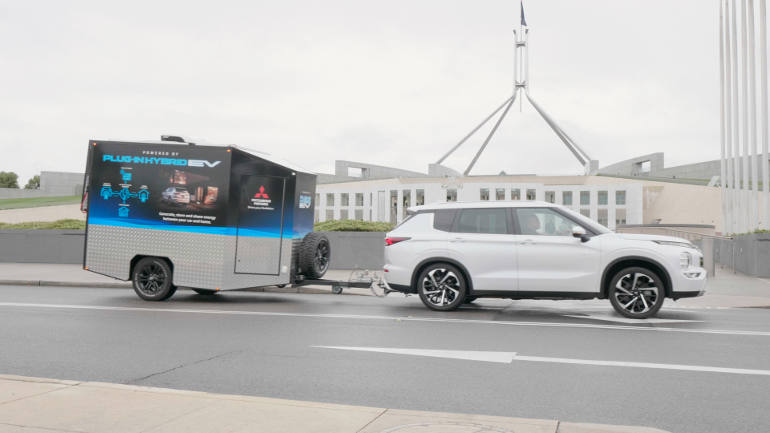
[417,263,467,311]
[132,257,177,301]
[608,267,664,319]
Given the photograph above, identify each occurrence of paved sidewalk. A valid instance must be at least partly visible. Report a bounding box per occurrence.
[1,263,769,307]
[0,204,84,224]
[0,374,667,433]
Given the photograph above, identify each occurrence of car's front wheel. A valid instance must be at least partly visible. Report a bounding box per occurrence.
[608,267,664,319]
[417,263,467,311]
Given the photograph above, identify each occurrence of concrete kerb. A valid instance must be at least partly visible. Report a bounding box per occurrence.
[0,374,670,433]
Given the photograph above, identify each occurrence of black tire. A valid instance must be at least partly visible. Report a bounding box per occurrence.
[417,263,467,311]
[193,289,217,295]
[608,266,665,319]
[298,232,330,279]
[132,257,177,301]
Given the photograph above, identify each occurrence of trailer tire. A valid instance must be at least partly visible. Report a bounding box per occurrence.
[132,257,176,301]
[298,232,330,279]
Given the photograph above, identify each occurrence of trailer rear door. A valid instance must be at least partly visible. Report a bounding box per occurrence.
[235,175,286,275]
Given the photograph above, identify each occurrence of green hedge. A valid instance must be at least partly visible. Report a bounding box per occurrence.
[0,219,86,230]
[314,219,393,232]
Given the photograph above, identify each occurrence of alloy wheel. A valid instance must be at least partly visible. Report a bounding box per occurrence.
[136,262,167,296]
[613,272,660,316]
[314,240,330,274]
[421,268,461,307]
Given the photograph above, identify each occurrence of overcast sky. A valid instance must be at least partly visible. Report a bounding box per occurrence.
[0,0,720,185]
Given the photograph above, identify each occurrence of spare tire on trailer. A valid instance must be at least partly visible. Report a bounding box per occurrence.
[298,232,330,279]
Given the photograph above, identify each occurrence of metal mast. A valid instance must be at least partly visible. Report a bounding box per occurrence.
[435,1,598,176]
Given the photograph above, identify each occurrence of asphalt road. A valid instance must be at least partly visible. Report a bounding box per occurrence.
[1,285,769,433]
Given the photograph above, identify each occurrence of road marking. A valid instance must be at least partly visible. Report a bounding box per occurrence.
[315,346,770,377]
[1,301,769,337]
[564,313,702,324]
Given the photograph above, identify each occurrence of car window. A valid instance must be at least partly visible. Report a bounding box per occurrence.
[433,209,457,232]
[515,208,577,237]
[453,208,508,234]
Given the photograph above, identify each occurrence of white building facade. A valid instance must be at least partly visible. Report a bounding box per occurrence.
[315,177,643,231]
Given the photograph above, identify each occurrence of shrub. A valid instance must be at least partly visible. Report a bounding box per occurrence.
[314,219,394,232]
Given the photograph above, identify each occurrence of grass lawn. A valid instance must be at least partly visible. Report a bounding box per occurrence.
[0,219,85,230]
[0,195,81,210]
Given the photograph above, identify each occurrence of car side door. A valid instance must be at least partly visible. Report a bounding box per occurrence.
[513,207,602,294]
[444,207,518,292]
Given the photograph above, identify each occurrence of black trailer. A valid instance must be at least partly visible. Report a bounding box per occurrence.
[81,136,362,300]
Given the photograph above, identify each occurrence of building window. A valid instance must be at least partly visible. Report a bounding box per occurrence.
[616,190,626,205]
[598,209,608,227]
[416,189,425,206]
[511,188,521,200]
[616,208,627,226]
[496,188,506,200]
[562,191,573,206]
[580,208,590,218]
[340,209,349,220]
[545,191,555,203]
[355,193,364,206]
[355,209,363,220]
[326,193,335,206]
[480,188,490,201]
[341,193,349,206]
[598,191,608,206]
[526,189,536,200]
[447,188,457,202]
[580,191,590,205]
[325,210,334,220]
[403,189,411,218]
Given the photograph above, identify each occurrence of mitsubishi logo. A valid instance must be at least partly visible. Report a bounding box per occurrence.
[254,186,270,199]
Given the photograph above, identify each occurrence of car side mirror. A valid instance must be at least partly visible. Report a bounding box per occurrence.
[572,226,589,243]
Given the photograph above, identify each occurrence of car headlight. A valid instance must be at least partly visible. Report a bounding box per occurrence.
[680,251,692,268]
[654,240,696,249]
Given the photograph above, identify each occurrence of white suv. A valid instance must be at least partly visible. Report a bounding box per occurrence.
[383,201,706,319]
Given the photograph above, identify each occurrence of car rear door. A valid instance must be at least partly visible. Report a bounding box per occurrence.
[444,207,517,292]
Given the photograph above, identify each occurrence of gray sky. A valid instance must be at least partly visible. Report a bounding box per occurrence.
[0,0,719,185]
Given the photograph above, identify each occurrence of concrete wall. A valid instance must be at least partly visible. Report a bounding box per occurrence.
[322,231,385,270]
[0,230,386,270]
[40,171,84,196]
[0,230,85,264]
[715,233,770,277]
[598,153,665,177]
[0,171,84,199]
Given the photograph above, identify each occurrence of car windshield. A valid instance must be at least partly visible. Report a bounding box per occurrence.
[559,206,612,234]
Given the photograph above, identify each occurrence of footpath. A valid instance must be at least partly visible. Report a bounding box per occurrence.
[0,374,666,433]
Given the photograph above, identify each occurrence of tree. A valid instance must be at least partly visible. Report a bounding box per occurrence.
[0,172,19,189]
[24,175,40,190]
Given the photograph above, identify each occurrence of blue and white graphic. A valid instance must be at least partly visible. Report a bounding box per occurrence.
[118,207,130,217]
[120,169,132,182]
[100,185,150,204]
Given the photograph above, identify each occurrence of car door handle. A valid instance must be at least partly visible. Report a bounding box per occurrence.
[519,239,535,245]
[450,237,465,243]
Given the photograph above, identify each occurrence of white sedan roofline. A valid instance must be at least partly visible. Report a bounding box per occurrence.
[409,200,558,213]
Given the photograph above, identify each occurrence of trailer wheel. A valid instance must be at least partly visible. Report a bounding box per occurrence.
[132,257,176,301]
[298,232,330,279]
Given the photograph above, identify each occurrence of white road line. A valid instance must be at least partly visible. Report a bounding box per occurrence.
[0,301,769,337]
[564,313,702,324]
[314,346,770,377]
